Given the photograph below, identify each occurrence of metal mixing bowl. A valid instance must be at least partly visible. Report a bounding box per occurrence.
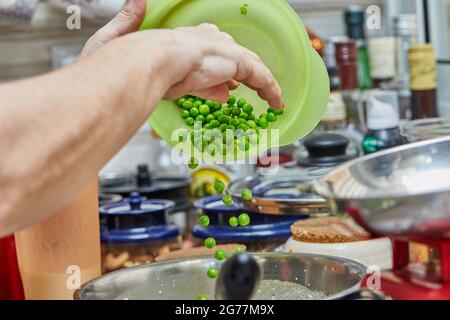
[315,137,450,236]
[75,253,366,300]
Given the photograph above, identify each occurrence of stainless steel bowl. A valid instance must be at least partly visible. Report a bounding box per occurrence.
[315,137,450,236]
[75,253,366,300]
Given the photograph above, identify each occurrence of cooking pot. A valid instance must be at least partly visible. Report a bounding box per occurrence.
[75,253,368,300]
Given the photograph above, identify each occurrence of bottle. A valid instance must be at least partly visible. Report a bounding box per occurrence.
[393,15,419,119]
[334,40,365,134]
[368,37,397,89]
[345,5,373,90]
[362,91,406,154]
[408,44,438,120]
[15,180,101,300]
[318,41,347,132]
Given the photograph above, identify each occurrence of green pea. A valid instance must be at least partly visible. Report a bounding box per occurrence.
[199,215,210,227]
[267,113,277,122]
[207,267,219,279]
[188,157,199,170]
[214,180,225,194]
[193,100,202,109]
[233,247,245,254]
[182,100,193,110]
[222,194,233,206]
[222,107,231,116]
[239,112,249,120]
[274,108,285,115]
[185,117,195,126]
[229,216,238,227]
[248,113,256,121]
[187,97,195,103]
[213,110,223,119]
[231,107,241,116]
[220,123,228,132]
[181,110,190,119]
[238,123,249,131]
[206,114,215,123]
[190,107,199,117]
[213,102,222,110]
[243,104,253,114]
[227,96,237,105]
[230,118,239,127]
[205,100,215,108]
[257,118,269,129]
[237,99,246,108]
[176,97,186,107]
[218,115,229,124]
[246,120,257,129]
[210,120,220,128]
[215,249,227,261]
[267,107,276,114]
[195,115,205,123]
[259,113,268,119]
[238,213,251,227]
[241,188,253,201]
[199,104,210,115]
[196,295,208,301]
[205,237,216,249]
[226,125,236,131]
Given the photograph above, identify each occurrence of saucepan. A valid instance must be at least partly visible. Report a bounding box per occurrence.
[75,253,368,300]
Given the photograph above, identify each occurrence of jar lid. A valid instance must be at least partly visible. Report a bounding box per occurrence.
[101,225,179,244]
[100,192,175,216]
[192,221,295,242]
[227,173,329,215]
[297,133,355,167]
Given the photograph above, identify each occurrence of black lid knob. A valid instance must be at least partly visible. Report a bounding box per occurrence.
[137,164,152,187]
[215,253,261,300]
[298,133,353,168]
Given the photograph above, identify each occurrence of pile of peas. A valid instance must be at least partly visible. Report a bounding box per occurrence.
[195,180,253,301]
[176,95,284,158]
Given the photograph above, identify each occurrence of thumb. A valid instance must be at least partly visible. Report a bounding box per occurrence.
[80,0,147,58]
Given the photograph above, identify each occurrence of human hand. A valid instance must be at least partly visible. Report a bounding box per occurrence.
[150,24,284,108]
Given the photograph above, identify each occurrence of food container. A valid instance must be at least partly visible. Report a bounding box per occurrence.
[193,196,301,252]
[140,0,329,160]
[228,133,356,215]
[100,164,192,234]
[401,118,450,142]
[100,193,181,273]
[75,253,368,300]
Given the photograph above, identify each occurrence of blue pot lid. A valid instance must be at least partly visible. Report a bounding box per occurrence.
[101,225,179,244]
[192,221,294,242]
[100,192,175,216]
[194,195,241,213]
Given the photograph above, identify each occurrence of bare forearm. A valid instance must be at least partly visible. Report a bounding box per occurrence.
[0,35,170,236]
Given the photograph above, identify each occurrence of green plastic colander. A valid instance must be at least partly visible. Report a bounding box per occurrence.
[140,0,329,160]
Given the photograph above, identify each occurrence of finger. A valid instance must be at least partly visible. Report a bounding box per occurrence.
[227,80,240,90]
[190,84,230,103]
[233,54,284,108]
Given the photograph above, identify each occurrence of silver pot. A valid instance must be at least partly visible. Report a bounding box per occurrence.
[75,253,367,300]
[315,136,450,236]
